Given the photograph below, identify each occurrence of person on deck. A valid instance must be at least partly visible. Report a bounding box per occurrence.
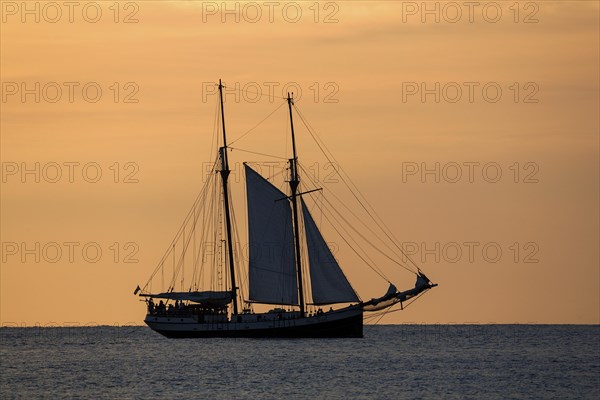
[148,298,154,314]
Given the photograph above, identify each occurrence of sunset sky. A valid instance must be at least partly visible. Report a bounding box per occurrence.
[1,1,598,326]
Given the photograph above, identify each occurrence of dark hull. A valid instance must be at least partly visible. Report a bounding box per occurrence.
[149,311,363,338]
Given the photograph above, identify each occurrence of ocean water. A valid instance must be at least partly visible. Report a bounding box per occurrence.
[1,325,598,399]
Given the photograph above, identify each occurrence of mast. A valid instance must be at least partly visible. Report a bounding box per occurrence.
[218,79,238,316]
[287,93,306,317]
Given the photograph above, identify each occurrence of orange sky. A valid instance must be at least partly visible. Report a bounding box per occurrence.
[1,1,598,325]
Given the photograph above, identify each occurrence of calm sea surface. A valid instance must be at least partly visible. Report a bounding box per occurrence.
[1,325,598,399]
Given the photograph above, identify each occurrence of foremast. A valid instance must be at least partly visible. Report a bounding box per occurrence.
[218,79,239,316]
[287,93,306,317]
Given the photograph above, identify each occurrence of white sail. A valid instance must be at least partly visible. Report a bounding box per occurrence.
[245,165,298,305]
[301,199,359,305]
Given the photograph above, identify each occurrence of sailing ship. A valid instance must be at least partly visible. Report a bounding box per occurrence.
[134,80,437,338]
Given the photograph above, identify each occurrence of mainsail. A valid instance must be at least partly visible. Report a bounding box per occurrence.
[301,199,359,305]
[245,165,298,305]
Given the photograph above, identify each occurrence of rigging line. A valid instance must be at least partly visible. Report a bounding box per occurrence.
[194,188,212,291]
[306,189,389,282]
[298,162,414,270]
[298,164,416,276]
[302,185,389,282]
[168,180,212,290]
[245,161,288,183]
[191,204,197,290]
[293,104,414,265]
[145,162,216,289]
[210,95,220,161]
[299,168,389,281]
[192,179,214,291]
[147,157,218,289]
[364,304,403,321]
[220,83,289,102]
[293,194,313,306]
[229,100,287,145]
[181,230,185,291]
[171,244,176,292]
[210,179,218,291]
[209,171,219,291]
[230,202,247,304]
[227,183,247,303]
[193,170,216,290]
[142,157,219,291]
[293,104,421,274]
[298,164,388,279]
[364,289,430,323]
[298,216,312,305]
[242,88,288,101]
[294,106,403,253]
[198,171,217,289]
[238,168,249,302]
[269,165,288,183]
[229,147,288,160]
[401,289,429,310]
[314,190,414,276]
[364,303,401,334]
[217,171,224,291]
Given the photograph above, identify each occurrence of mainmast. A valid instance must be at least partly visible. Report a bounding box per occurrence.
[287,93,306,317]
[218,79,238,316]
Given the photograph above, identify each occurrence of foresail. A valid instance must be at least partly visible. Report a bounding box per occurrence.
[301,199,359,305]
[245,165,298,305]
